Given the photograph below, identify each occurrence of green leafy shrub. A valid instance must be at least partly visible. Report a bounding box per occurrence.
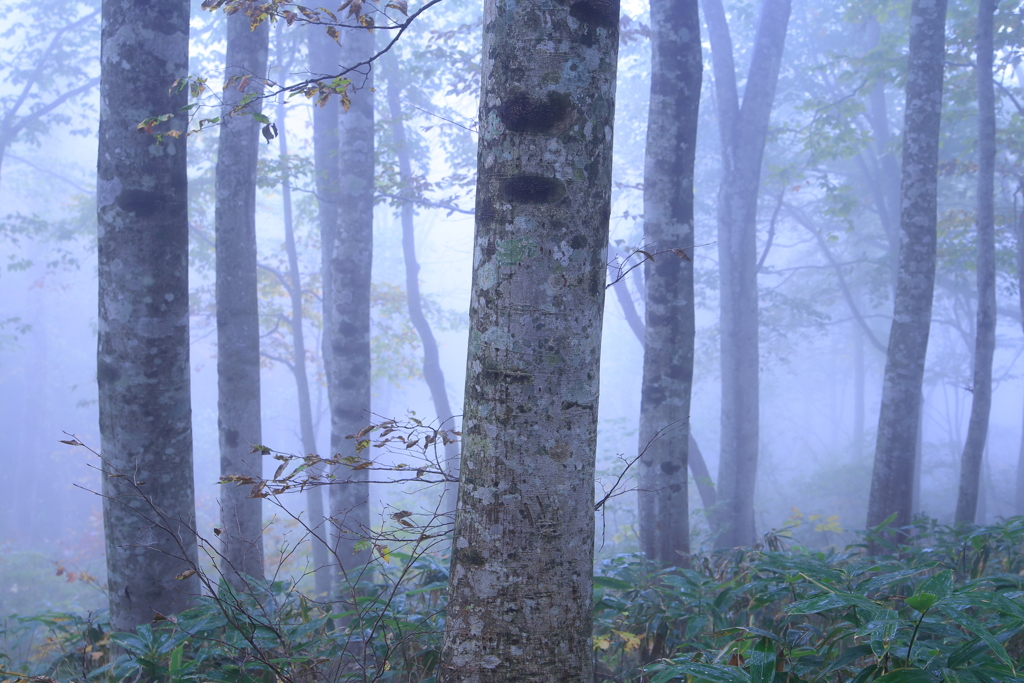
[595,518,1024,683]
[6,518,1024,683]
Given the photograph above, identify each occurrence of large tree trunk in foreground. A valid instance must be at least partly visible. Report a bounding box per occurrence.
[955,0,996,526]
[97,0,197,631]
[215,9,269,586]
[437,0,619,677]
[384,54,461,515]
[637,0,701,565]
[324,25,374,585]
[866,0,947,538]
[702,0,791,548]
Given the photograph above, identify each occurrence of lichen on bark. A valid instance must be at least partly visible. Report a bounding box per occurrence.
[215,8,269,587]
[867,0,947,537]
[96,0,198,632]
[438,0,620,678]
[637,0,702,566]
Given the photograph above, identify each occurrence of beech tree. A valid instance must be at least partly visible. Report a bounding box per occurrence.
[322,22,375,582]
[637,0,702,564]
[96,0,198,631]
[1018,201,1024,516]
[955,0,996,526]
[867,0,948,535]
[437,0,620,678]
[702,0,791,547]
[215,9,270,586]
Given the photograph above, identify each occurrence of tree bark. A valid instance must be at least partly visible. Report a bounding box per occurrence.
[324,25,374,585]
[275,25,330,597]
[437,0,620,676]
[1018,200,1024,516]
[215,9,269,587]
[866,0,947,538]
[702,0,791,548]
[384,53,461,514]
[611,274,718,517]
[637,0,701,565]
[96,0,197,631]
[955,0,996,526]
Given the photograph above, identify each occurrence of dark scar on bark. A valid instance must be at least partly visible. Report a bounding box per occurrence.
[501,175,566,204]
[569,0,619,29]
[116,189,163,217]
[498,91,573,134]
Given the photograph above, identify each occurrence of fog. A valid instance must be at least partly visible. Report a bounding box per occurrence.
[2,0,1023,622]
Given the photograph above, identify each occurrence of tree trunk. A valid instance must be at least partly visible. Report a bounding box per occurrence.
[215,9,269,587]
[437,0,620,676]
[955,0,996,526]
[611,272,718,518]
[637,0,701,565]
[1018,190,1024,516]
[275,25,330,597]
[96,0,198,631]
[324,25,374,585]
[866,0,947,538]
[384,53,461,515]
[702,0,791,548]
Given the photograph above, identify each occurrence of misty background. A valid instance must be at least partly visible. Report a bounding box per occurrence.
[2,0,1022,618]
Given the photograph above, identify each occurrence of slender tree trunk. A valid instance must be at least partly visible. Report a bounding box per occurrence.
[702,0,791,548]
[637,0,701,565]
[1015,187,1024,515]
[274,29,330,596]
[215,9,269,586]
[96,0,197,631]
[384,54,461,514]
[955,0,996,526]
[866,0,947,539]
[611,272,718,517]
[437,0,620,676]
[977,448,991,523]
[324,25,374,584]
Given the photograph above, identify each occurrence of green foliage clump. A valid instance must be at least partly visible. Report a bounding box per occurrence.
[595,518,1024,683]
[6,519,1024,683]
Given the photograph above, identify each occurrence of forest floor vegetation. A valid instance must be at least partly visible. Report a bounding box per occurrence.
[2,517,1024,683]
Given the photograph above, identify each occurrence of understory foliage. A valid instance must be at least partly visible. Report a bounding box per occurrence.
[4,519,1024,683]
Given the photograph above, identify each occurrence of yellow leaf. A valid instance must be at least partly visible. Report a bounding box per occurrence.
[615,630,642,652]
